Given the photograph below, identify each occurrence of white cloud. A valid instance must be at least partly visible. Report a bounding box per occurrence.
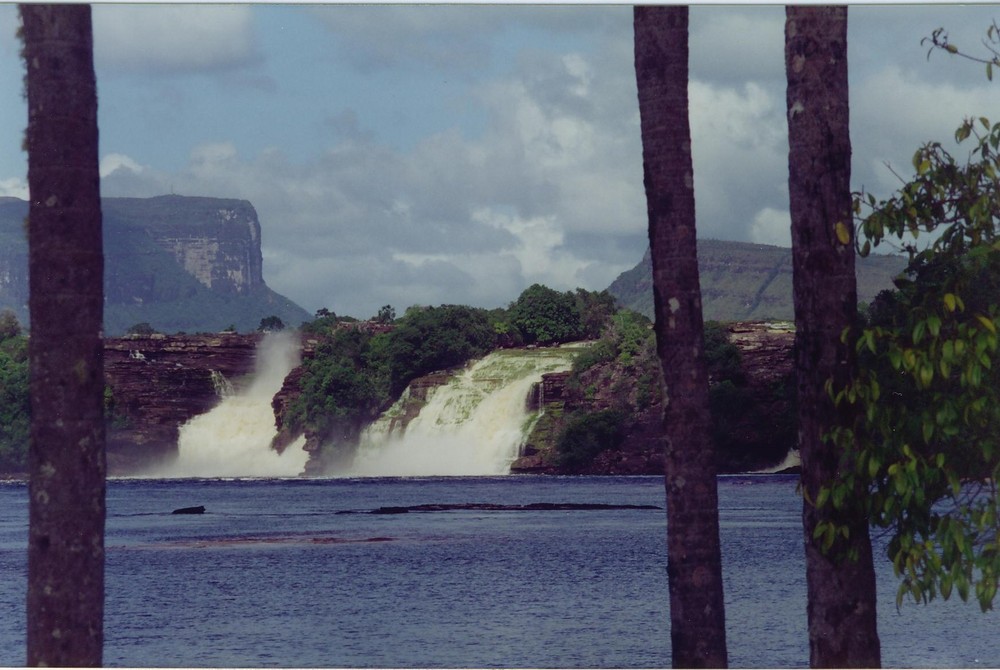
[851,64,999,195]
[89,5,1000,321]
[93,5,259,75]
[689,79,789,239]
[0,178,27,200]
[690,7,785,85]
[99,153,144,179]
[751,207,791,248]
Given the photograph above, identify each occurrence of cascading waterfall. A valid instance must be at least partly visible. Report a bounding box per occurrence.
[345,346,581,477]
[149,331,309,478]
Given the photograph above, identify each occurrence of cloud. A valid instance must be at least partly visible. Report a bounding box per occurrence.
[306,5,626,75]
[93,5,260,75]
[851,64,998,195]
[751,208,791,247]
[0,178,27,200]
[96,25,649,319]
[690,6,785,85]
[79,5,1000,322]
[99,153,144,179]
[688,79,789,240]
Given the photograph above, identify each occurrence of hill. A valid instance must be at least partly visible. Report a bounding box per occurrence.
[0,195,311,335]
[607,239,907,322]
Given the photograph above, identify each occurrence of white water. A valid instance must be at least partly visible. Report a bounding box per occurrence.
[345,346,582,477]
[149,331,310,478]
[754,448,801,474]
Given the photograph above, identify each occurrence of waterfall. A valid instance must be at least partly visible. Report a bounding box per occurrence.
[345,346,580,477]
[210,369,234,398]
[148,331,309,478]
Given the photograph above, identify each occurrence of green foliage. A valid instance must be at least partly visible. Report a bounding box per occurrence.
[571,338,617,374]
[823,116,1000,612]
[258,315,285,332]
[300,311,351,336]
[288,303,497,453]
[704,321,745,383]
[574,289,618,340]
[0,319,28,471]
[285,328,388,445]
[374,305,496,396]
[508,284,583,345]
[488,308,525,348]
[126,322,156,336]
[572,309,654,374]
[374,305,396,324]
[556,409,625,470]
[0,310,21,340]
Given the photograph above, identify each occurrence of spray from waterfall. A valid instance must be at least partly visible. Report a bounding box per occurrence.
[345,347,579,477]
[148,331,309,478]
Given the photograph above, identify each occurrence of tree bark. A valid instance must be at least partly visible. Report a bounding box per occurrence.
[21,4,105,666]
[784,6,881,668]
[634,6,728,668]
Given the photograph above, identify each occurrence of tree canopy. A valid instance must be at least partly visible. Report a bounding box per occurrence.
[507,284,583,345]
[825,115,1000,612]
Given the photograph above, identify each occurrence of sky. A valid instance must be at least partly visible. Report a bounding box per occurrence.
[1,4,999,319]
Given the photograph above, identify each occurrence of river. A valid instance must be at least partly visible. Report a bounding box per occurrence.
[0,475,995,667]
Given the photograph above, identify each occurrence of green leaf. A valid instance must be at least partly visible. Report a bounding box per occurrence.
[815,487,830,509]
[923,419,935,443]
[919,362,934,387]
[928,315,941,338]
[835,221,851,246]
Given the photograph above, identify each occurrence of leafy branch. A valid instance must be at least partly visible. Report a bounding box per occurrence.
[924,22,1000,80]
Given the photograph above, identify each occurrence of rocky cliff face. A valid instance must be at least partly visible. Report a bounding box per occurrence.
[609,240,907,322]
[0,195,310,335]
[514,321,797,475]
[104,323,797,477]
[104,333,261,474]
[104,196,264,296]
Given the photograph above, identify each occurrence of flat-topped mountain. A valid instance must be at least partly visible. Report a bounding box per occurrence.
[0,195,310,335]
[607,239,907,322]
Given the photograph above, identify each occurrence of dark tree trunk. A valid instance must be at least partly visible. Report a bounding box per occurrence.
[634,6,728,668]
[784,6,881,668]
[21,4,105,666]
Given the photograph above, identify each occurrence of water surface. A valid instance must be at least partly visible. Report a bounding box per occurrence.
[0,475,995,667]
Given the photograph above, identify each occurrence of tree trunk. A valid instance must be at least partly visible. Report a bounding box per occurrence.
[784,6,881,668]
[634,6,728,668]
[21,4,106,666]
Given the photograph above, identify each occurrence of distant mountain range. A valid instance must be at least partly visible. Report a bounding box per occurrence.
[0,195,311,336]
[607,239,907,322]
[1,195,908,336]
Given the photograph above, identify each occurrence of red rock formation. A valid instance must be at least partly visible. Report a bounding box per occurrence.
[104,333,261,474]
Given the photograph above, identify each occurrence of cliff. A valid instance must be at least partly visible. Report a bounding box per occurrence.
[513,321,797,475]
[102,323,797,477]
[0,195,311,335]
[104,333,261,473]
[608,240,907,322]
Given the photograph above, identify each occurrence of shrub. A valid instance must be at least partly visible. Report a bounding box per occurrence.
[556,409,625,470]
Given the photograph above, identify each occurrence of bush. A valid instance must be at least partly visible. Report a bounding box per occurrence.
[374,305,495,395]
[0,325,28,471]
[258,315,285,332]
[126,322,156,336]
[556,409,625,470]
[508,284,583,345]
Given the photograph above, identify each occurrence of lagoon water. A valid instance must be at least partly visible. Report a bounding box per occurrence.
[0,475,996,668]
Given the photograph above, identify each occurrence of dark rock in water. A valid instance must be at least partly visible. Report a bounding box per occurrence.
[172,505,206,515]
[370,506,411,515]
[364,502,661,514]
